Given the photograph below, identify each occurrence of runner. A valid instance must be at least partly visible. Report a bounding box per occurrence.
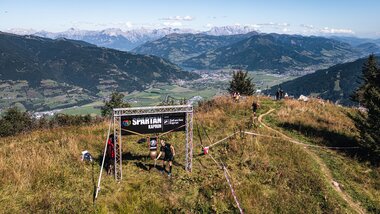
[156,139,175,177]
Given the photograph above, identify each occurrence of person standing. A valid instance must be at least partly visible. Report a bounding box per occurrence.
[156,139,175,177]
[275,90,280,100]
[106,134,115,175]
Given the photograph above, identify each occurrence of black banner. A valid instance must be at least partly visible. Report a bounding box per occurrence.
[121,113,186,135]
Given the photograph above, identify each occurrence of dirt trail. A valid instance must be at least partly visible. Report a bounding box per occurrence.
[258,108,365,214]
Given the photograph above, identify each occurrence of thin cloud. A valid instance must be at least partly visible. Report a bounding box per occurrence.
[163,21,183,27]
[300,24,314,29]
[320,27,354,34]
[248,24,261,29]
[208,16,227,19]
[160,15,194,21]
[257,22,290,27]
[67,21,133,30]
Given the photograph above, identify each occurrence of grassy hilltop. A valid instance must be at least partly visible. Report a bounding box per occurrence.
[0,96,379,213]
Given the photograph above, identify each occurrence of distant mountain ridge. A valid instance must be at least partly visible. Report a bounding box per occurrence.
[354,42,380,54]
[132,32,258,65]
[6,26,259,51]
[266,56,380,105]
[330,36,380,47]
[182,33,361,73]
[0,32,198,110]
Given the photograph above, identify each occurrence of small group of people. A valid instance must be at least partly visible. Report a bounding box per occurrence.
[275,88,288,100]
[105,134,176,177]
[232,92,241,102]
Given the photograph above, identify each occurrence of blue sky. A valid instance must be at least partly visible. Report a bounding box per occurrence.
[1,0,379,37]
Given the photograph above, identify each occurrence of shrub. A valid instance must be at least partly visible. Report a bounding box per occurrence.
[0,107,33,137]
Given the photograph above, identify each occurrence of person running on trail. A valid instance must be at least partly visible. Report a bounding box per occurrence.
[156,139,175,177]
[251,100,260,128]
[251,100,259,118]
[148,137,158,171]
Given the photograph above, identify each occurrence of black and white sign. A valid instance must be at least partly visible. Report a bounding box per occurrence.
[121,113,186,135]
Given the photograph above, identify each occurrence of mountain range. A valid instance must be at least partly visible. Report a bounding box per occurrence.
[183,34,363,73]
[132,32,258,65]
[8,27,379,75]
[136,32,363,74]
[6,26,258,51]
[0,32,198,111]
[266,56,380,105]
[330,36,380,47]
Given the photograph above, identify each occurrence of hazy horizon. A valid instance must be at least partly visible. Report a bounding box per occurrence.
[1,0,380,38]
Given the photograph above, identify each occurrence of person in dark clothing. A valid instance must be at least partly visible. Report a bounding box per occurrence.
[275,90,280,100]
[280,89,284,99]
[252,101,259,117]
[156,139,175,177]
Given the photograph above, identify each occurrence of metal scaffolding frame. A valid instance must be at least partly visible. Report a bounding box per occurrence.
[114,105,194,179]
[95,105,193,199]
[113,115,122,181]
[112,105,194,176]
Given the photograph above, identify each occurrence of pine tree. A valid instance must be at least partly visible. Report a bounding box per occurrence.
[227,70,255,96]
[352,54,379,103]
[101,92,131,117]
[352,54,380,157]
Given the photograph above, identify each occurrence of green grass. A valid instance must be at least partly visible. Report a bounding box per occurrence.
[316,149,380,213]
[1,96,378,213]
[123,84,219,107]
[61,101,103,115]
[268,98,380,213]
[249,71,299,90]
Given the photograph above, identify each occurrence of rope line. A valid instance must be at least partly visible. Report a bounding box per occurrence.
[95,116,113,200]
[197,123,244,213]
[200,123,214,145]
[206,151,244,214]
[207,132,238,148]
[223,165,244,214]
[203,130,360,150]
[207,151,221,168]
[158,124,186,137]
[243,131,360,150]
[121,128,145,137]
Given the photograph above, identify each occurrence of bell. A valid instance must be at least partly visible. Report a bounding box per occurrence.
[150,150,157,160]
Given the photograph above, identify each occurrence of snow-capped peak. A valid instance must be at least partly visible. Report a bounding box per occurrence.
[6,28,37,35]
[101,28,125,37]
[2,26,257,51]
[206,25,258,36]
